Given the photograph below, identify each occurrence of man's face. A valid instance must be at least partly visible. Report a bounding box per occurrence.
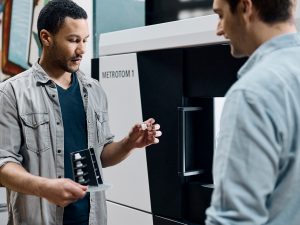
[213,0,247,57]
[48,17,89,73]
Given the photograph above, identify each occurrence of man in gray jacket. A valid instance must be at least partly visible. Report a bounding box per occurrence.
[0,1,161,225]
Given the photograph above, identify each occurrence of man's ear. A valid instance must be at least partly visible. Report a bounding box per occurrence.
[40,29,52,47]
[239,0,255,23]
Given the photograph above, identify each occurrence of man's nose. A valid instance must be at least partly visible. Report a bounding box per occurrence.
[76,42,86,55]
[216,22,224,36]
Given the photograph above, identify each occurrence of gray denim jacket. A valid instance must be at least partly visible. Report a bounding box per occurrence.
[0,62,114,225]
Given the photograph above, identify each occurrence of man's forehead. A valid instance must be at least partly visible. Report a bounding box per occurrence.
[213,0,229,11]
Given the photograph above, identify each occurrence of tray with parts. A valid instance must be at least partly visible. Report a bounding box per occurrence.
[70,148,111,192]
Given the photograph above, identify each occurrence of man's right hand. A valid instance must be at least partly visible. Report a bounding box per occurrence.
[38,178,87,207]
[0,163,87,207]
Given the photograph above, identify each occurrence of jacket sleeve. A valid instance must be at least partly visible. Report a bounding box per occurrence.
[0,83,23,172]
[206,89,282,225]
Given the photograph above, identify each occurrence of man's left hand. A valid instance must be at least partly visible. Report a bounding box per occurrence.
[126,118,162,149]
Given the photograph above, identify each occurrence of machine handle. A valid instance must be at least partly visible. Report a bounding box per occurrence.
[178,107,204,177]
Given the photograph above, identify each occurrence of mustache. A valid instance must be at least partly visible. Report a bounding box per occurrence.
[70,56,82,61]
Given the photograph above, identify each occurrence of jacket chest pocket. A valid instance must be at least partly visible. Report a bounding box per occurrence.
[20,113,51,153]
[95,110,108,146]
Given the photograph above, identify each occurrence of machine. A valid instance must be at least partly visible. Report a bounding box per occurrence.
[94,10,300,225]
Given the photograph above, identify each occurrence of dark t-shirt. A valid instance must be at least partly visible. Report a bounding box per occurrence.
[57,73,90,225]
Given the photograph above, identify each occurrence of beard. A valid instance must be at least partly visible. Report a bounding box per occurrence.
[56,58,80,73]
[49,41,81,73]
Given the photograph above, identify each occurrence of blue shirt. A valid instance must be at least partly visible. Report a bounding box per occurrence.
[57,73,90,225]
[206,33,300,225]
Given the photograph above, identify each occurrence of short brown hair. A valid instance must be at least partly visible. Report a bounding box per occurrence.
[226,0,294,23]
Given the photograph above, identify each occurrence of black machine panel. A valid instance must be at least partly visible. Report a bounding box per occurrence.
[137,45,246,224]
[183,44,247,97]
[146,0,213,25]
[138,49,184,219]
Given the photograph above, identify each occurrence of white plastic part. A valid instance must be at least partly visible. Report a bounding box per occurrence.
[141,123,147,130]
[76,161,83,167]
[77,169,84,176]
[74,153,81,160]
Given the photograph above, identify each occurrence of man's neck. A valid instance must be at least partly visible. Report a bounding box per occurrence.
[39,57,72,89]
[52,74,73,89]
[248,20,297,56]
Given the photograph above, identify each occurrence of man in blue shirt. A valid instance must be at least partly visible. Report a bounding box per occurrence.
[0,1,162,225]
[206,0,300,224]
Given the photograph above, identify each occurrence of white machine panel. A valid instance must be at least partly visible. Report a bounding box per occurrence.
[100,10,300,57]
[214,97,226,149]
[100,53,152,212]
[100,14,224,56]
[0,188,7,225]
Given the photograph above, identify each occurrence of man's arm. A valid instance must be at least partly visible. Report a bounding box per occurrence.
[205,90,281,225]
[0,162,87,207]
[101,118,161,168]
[0,85,87,207]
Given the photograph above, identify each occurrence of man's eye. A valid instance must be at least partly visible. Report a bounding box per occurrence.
[69,39,79,43]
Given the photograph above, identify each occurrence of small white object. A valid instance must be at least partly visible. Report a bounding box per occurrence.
[74,153,82,160]
[77,169,84,176]
[78,176,85,183]
[141,123,147,130]
[76,161,83,168]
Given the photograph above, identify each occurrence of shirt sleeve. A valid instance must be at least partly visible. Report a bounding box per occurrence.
[0,84,23,170]
[206,89,282,225]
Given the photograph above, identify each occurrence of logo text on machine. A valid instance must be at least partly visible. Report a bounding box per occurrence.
[102,70,135,79]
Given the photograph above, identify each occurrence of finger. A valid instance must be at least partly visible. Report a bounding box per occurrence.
[155,131,162,137]
[154,138,159,144]
[144,118,155,125]
[74,182,88,191]
[152,124,160,130]
[140,122,155,131]
[65,182,87,198]
[68,179,88,191]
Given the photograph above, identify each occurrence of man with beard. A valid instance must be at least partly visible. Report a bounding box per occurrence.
[0,1,162,225]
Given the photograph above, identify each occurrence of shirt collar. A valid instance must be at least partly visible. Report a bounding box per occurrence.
[32,61,51,84]
[237,32,300,79]
[32,60,93,87]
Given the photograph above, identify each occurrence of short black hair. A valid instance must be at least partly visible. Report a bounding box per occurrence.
[37,0,87,45]
[226,0,294,24]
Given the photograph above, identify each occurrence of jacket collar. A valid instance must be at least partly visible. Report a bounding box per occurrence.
[32,61,93,87]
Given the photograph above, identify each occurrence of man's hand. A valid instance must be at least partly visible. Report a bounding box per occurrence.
[125,118,162,149]
[38,178,87,207]
[101,118,162,167]
[0,163,87,207]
